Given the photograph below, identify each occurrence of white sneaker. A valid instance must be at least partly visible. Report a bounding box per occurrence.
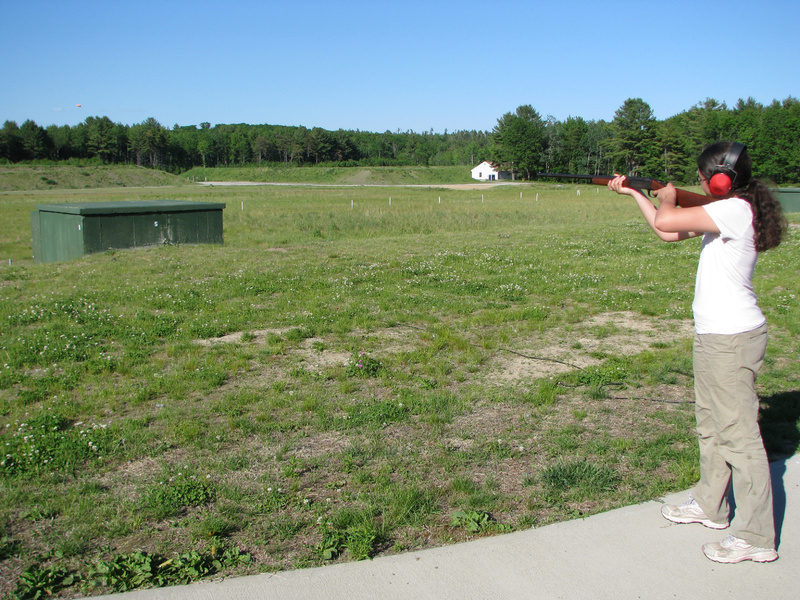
[703,534,778,563]
[661,496,729,529]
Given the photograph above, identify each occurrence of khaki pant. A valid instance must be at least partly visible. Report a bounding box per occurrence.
[692,323,775,549]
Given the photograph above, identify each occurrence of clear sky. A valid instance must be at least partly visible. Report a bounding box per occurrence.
[2,0,798,133]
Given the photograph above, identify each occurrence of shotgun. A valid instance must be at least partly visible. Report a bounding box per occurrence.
[536,173,713,208]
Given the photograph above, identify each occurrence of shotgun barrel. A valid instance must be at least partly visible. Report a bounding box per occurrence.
[535,173,713,208]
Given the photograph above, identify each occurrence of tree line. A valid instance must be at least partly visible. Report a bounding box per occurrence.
[0,118,490,173]
[492,97,800,185]
[1,96,798,184]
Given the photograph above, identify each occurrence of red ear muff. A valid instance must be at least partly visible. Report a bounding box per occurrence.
[708,172,732,196]
[706,142,746,196]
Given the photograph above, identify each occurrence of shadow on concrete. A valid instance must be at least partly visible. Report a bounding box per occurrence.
[760,389,800,547]
[760,390,800,460]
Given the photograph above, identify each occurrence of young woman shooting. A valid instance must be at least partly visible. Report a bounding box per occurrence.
[608,141,787,564]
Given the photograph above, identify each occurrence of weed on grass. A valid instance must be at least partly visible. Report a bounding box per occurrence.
[1,181,798,597]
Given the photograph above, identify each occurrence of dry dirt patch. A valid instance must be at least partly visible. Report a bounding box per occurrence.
[487,312,694,384]
[194,327,291,346]
[194,312,693,383]
[196,325,420,372]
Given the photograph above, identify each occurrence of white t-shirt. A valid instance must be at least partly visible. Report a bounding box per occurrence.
[692,198,765,335]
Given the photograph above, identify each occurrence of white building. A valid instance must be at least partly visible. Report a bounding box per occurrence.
[470,161,511,181]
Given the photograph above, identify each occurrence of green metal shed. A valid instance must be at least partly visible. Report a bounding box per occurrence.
[31,200,226,263]
[773,188,800,213]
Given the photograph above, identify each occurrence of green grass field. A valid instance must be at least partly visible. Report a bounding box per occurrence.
[182,164,473,185]
[1,172,799,598]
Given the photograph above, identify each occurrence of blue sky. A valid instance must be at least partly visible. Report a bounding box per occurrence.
[2,0,798,133]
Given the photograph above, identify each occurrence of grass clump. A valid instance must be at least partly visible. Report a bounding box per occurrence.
[86,546,251,593]
[141,475,216,520]
[0,412,113,477]
[539,459,620,504]
[318,507,382,561]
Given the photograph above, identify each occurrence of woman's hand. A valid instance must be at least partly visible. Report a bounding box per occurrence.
[653,182,678,206]
[607,174,636,196]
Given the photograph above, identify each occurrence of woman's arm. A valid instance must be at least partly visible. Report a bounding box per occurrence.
[608,176,716,241]
[652,183,719,235]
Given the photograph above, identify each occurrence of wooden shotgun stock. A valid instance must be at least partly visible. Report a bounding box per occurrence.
[536,173,714,208]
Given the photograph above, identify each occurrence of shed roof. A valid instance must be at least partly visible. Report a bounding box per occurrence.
[35,200,226,216]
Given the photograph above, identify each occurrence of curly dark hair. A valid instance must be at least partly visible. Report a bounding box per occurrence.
[698,141,787,252]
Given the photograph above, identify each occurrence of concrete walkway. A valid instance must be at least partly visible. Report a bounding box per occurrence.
[92,454,799,600]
